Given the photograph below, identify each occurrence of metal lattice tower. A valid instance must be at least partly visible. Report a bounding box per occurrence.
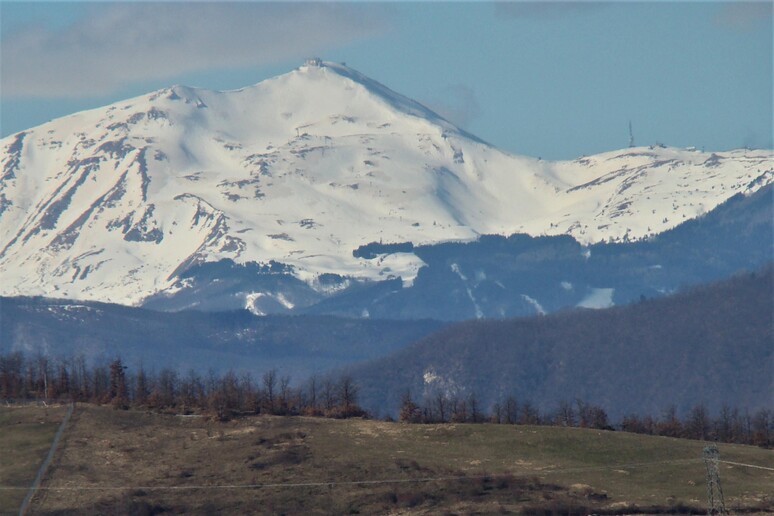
[628,121,635,148]
[703,445,728,515]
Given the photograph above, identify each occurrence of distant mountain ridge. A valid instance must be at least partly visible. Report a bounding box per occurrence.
[1,59,771,310]
[0,297,445,379]
[3,266,769,421]
[147,184,773,320]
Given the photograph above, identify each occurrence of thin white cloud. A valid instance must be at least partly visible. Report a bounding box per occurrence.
[1,3,391,98]
[494,1,606,20]
[425,84,481,130]
[713,2,772,32]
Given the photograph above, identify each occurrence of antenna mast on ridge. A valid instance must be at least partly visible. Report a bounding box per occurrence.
[628,121,635,148]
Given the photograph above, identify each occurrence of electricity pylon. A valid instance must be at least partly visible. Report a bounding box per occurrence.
[703,444,727,515]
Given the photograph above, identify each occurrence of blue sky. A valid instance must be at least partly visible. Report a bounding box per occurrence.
[1,1,771,160]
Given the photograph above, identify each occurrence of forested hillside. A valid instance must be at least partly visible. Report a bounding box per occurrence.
[350,267,773,419]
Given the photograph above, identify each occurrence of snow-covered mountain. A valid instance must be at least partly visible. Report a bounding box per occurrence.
[1,60,771,307]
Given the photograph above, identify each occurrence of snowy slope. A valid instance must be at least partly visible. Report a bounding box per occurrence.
[1,60,771,306]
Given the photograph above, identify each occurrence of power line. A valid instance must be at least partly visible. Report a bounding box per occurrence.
[718,460,774,472]
[0,458,705,492]
[1,456,769,495]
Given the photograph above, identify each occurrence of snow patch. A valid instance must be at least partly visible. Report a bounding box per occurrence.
[577,288,615,309]
[275,292,295,310]
[450,262,483,319]
[422,367,461,398]
[521,294,546,315]
[423,369,441,385]
[245,292,266,316]
[449,262,467,281]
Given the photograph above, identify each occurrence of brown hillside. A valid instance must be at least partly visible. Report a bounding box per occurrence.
[10,405,773,515]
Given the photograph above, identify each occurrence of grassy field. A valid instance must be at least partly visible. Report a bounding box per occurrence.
[0,404,68,515]
[12,404,774,514]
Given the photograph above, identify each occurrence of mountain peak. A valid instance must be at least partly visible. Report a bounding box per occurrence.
[236,57,478,143]
[0,62,771,307]
[265,58,476,141]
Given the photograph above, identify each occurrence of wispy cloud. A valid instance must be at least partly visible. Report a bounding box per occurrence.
[713,2,772,32]
[1,3,391,98]
[425,84,481,130]
[494,1,607,20]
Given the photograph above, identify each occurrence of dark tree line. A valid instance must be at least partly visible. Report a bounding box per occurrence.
[397,391,773,448]
[0,351,364,421]
[2,350,770,447]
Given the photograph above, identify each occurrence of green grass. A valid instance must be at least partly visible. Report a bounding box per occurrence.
[23,405,774,514]
[309,420,774,508]
[0,405,67,515]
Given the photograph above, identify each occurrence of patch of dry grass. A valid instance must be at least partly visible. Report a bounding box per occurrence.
[23,405,774,514]
[0,405,68,514]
